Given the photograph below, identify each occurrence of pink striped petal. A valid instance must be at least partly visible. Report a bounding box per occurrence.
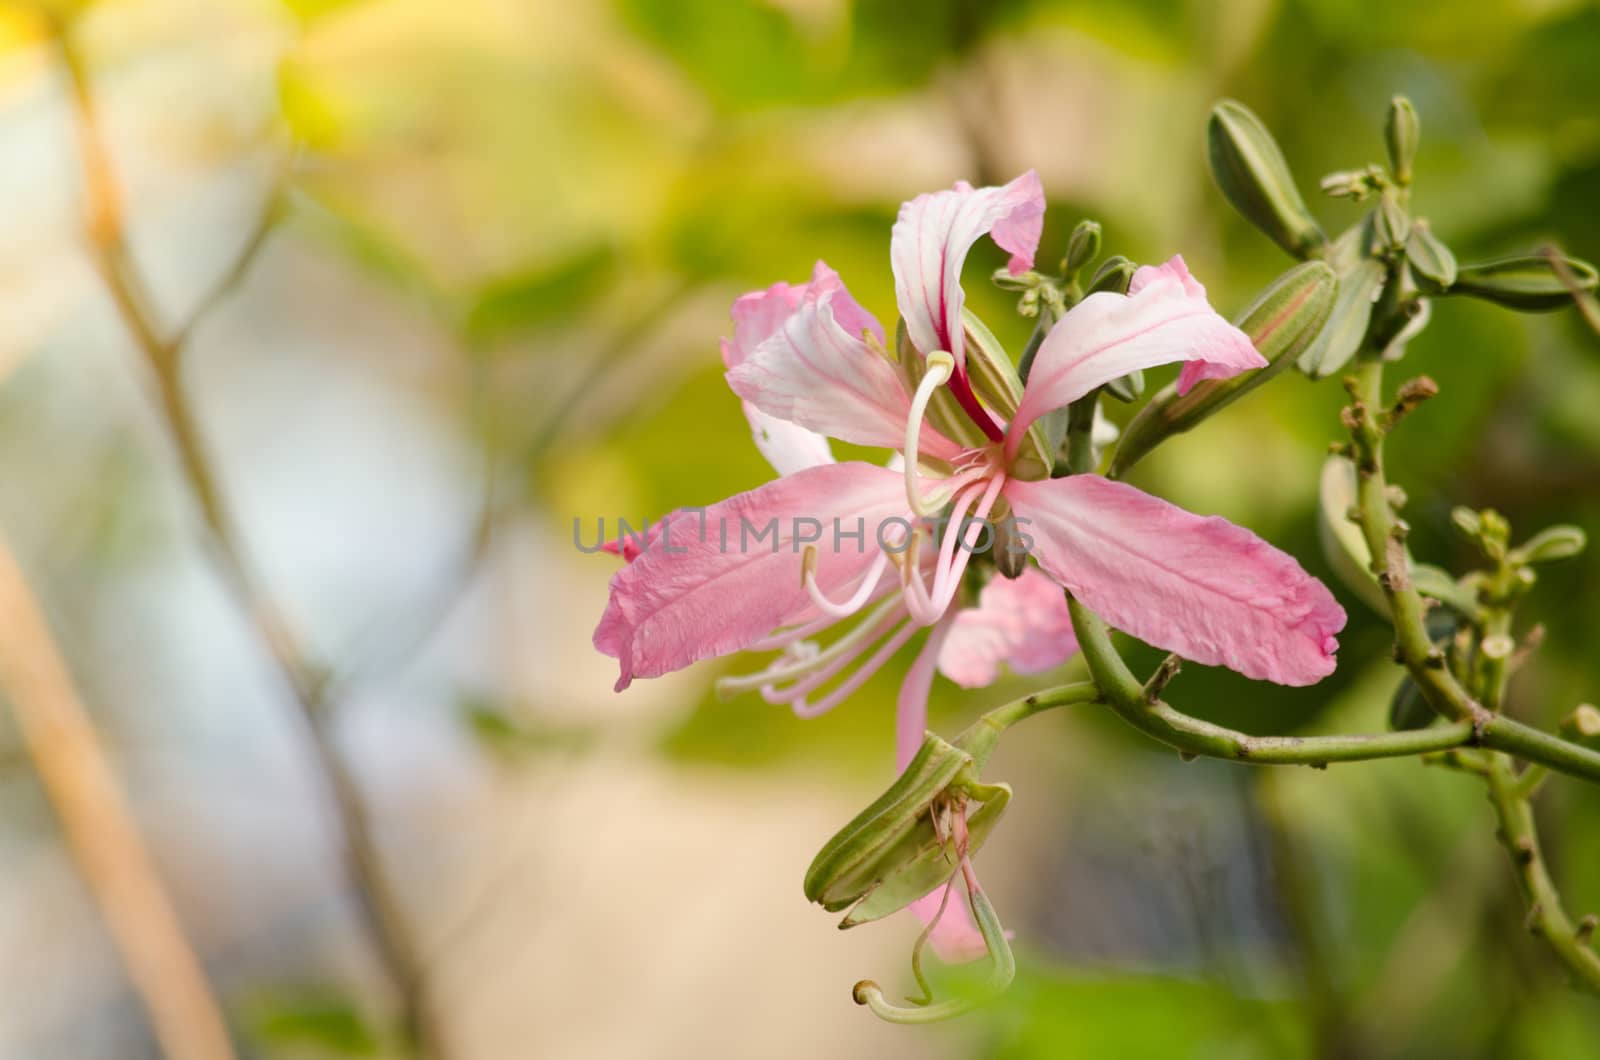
[726,263,959,459]
[937,567,1080,688]
[594,462,907,690]
[721,271,839,475]
[1009,255,1264,451]
[891,171,1045,372]
[1004,475,1344,686]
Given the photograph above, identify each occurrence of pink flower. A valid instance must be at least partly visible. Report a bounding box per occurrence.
[594,171,1346,959]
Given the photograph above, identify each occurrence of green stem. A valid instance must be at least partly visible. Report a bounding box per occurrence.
[1485,756,1600,992]
[955,682,1100,769]
[1066,599,1484,765]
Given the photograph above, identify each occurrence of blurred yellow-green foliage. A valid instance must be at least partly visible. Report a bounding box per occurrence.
[1,0,1598,1057]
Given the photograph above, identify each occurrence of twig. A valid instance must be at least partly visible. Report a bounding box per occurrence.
[56,25,450,1057]
[0,533,238,1060]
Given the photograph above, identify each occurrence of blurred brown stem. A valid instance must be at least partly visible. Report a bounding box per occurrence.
[0,534,237,1060]
[56,24,451,1059]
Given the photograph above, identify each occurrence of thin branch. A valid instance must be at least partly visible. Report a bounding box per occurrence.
[0,532,237,1060]
[56,25,450,1057]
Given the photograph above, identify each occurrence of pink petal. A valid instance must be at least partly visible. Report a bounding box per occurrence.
[1004,475,1345,686]
[594,462,907,691]
[721,271,839,475]
[726,263,959,459]
[1009,255,1264,453]
[937,567,1080,688]
[891,171,1045,372]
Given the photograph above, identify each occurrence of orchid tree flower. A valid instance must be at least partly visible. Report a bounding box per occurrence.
[594,170,1346,962]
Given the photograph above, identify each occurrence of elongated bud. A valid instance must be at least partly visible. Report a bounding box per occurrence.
[1446,254,1600,311]
[1315,455,1392,616]
[1298,258,1386,378]
[1406,221,1457,289]
[1208,100,1326,258]
[1084,255,1135,295]
[1062,220,1101,275]
[1511,525,1587,565]
[1108,261,1336,476]
[1385,96,1420,185]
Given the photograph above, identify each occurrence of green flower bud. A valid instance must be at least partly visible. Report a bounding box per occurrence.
[1209,100,1326,259]
[1405,221,1457,290]
[1385,96,1420,185]
[1320,169,1372,200]
[1062,220,1102,275]
[1511,524,1587,565]
[1447,254,1600,311]
[1298,258,1386,379]
[1084,255,1135,295]
[1316,455,1392,617]
[1102,369,1145,403]
[1107,261,1336,477]
[1374,194,1410,250]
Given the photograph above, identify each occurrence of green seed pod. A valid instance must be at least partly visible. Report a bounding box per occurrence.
[1511,524,1587,565]
[1208,100,1326,259]
[1298,258,1386,379]
[1385,96,1420,185]
[1405,221,1457,290]
[1447,254,1600,311]
[1108,261,1336,477]
[1063,220,1102,275]
[1085,255,1136,295]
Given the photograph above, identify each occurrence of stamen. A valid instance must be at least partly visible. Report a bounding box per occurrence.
[775,618,919,719]
[803,549,890,618]
[714,596,903,697]
[905,351,957,517]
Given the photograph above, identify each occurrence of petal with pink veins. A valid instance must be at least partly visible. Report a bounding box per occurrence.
[594,462,908,690]
[891,171,1045,372]
[937,567,1080,688]
[1009,255,1264,453]
[721,271,839,475]
[1004,474,1345,686]
[726,263,960,460]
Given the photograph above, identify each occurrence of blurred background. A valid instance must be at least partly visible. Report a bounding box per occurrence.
[1,0,1598,1057]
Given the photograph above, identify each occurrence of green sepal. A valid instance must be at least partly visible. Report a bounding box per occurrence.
[1298,257,1385,378]
[803,733,972,911]
[1208,100,1326,259]
[1107,260,1336,477]
[1445,254,1599,311]
[838,783,1011,927]
[962,309,1055,480]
